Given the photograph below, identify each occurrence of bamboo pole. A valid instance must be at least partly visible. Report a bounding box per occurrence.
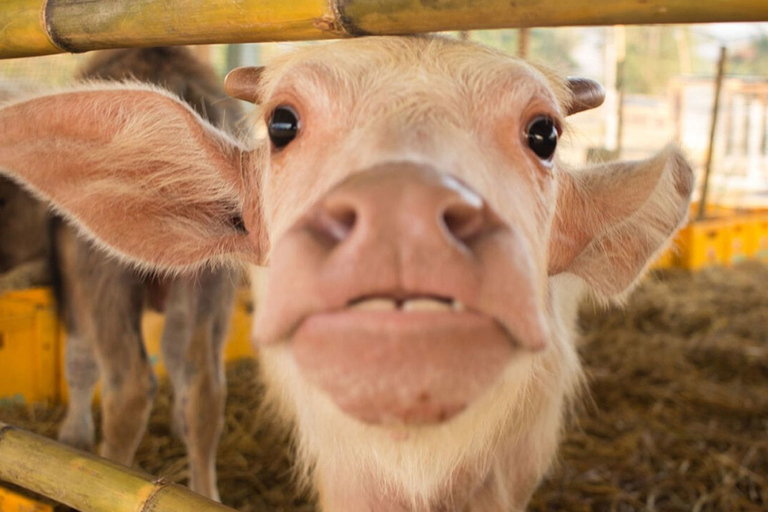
[0,422,236,512]
[1,0,61,58]
[2,0,768,59]
[697,46,727,221]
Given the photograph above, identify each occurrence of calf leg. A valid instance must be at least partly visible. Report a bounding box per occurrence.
[54,225,155,466]
[54,224,100,452]
[94,305,157,465]
[161,269,237,500]
[58,332,99,451]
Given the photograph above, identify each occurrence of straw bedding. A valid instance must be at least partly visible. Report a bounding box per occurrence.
[1,263,766,511]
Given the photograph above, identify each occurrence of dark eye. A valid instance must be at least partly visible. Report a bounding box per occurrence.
[526,116,558,161]
[268,105,300,149]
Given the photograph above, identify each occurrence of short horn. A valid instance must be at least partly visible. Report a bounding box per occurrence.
[225,66,264,104]
[566,77,605,115]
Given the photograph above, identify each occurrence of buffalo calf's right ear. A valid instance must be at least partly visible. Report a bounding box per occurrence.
[0,86,266,272]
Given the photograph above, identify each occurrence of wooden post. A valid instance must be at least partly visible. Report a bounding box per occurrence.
[615,25,626,156]
[698,46,727,221]
[517,28,530,59]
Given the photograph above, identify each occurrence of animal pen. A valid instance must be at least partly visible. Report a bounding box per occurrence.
[0,1,767,511]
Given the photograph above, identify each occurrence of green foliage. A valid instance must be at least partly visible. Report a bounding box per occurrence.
[529,29,579,74]
[0,53,88,87]
[728,35,768,77]
[470,29,519,55]
[470,28,579,74]
[623,26,684,95]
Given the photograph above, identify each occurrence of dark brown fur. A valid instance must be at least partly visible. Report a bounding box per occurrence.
[0,176,48,275]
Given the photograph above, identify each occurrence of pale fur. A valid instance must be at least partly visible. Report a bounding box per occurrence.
[248,37,690,510]
[0,36,692,511]
[0,81,249,277]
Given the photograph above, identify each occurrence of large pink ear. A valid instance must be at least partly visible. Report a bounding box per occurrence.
[549,147,693,297]
[0,86,265,272]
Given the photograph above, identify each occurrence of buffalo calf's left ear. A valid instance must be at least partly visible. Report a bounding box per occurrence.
[549,146,693,298]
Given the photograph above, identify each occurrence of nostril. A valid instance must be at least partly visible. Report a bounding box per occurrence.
[326,203,357,238]
[307,201,357,245]
[442,202,488,243]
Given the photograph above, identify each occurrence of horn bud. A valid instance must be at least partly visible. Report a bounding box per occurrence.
[567,77,605,115]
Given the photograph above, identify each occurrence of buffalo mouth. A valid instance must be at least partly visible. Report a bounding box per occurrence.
[346,294,466,313]
[291,293,516,426]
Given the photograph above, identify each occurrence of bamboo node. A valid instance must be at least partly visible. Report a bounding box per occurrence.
[140,478,174,512]
[313,15,343,34]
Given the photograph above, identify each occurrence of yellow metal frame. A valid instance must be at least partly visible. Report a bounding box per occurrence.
[2,0,768,59]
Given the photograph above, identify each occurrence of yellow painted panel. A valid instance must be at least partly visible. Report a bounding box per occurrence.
[678,219,729,270]
[0,289,60,405]
[0,486,53,512]
[726,219,751,265]
[748,214,768,263]
[224,288,257,361]
[650,246,676,269]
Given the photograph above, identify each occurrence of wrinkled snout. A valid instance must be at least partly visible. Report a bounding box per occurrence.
[257,162,550,425]
[301,162,496,259]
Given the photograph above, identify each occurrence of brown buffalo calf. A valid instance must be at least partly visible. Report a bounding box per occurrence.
[0,36,692,510]
[3,48,243,501]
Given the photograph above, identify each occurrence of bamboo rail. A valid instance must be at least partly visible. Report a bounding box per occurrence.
[0,422,236,512]
[2,0,768,59]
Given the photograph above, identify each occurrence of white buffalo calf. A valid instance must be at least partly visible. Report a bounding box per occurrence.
[0,36,692,511]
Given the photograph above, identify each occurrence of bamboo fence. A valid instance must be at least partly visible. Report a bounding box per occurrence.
[2,0,768,59]
[0,422,237,512]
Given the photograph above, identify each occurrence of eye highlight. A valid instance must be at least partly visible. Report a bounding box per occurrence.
[268,105,300,149]
[526,116,558,161]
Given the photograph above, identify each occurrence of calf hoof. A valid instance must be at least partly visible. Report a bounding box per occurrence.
[58,416,95,452]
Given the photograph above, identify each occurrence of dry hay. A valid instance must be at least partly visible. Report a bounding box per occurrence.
[530,262,768,512]
[1,263,766,511]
